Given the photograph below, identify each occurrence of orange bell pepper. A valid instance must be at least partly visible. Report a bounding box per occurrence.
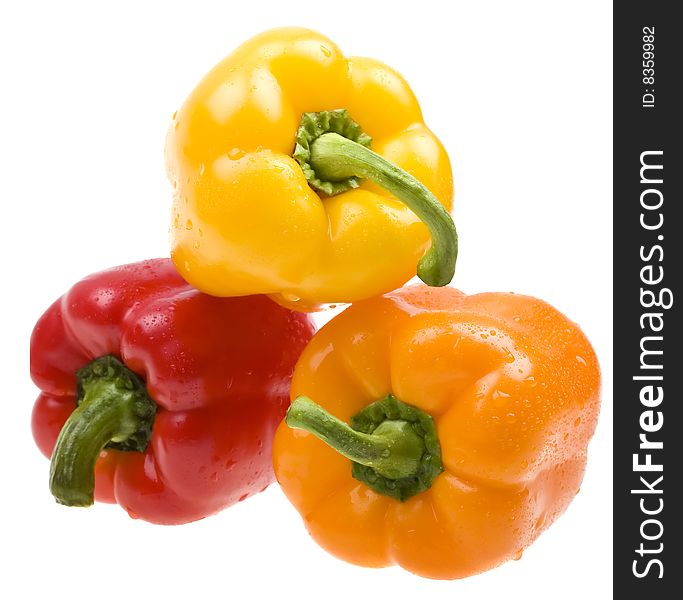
[273,285,601,579]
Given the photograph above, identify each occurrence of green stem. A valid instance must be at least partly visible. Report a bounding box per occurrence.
[309,132,457,287]
[286,396,425,480]
[49,356,156,507]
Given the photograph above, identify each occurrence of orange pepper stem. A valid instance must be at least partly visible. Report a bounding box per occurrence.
[49,356,156,507]
[286,396,425,479]
[293,110,457,287]
[285,395,444,501]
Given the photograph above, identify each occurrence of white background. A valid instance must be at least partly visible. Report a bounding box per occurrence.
[0,1,612,598]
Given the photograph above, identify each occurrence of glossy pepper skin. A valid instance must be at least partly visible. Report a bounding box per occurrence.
[31,259,314,524]
[165,27,454,307]
[273,285,600,579]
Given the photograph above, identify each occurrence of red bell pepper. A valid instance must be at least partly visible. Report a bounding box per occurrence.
[30,259,314,524]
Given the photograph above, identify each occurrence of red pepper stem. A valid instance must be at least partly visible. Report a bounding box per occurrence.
[49,356,156,507]
[285,396,425,480]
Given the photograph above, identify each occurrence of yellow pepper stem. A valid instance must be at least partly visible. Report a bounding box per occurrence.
[293,109,457,288]
[309,132,457,287]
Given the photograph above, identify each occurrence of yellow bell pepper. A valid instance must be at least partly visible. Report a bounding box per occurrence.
[165,27,456,307]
